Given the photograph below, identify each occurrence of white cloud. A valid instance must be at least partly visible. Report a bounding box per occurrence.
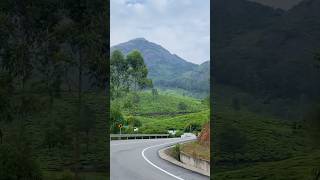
[111,0,210,64]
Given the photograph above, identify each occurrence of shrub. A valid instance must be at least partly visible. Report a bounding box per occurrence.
[172,144,181,161]
[59,170,74,180]
[126,116,142,127]
[0,144,42,180]
[177,102,188,111]
[184,122,202,133]
[175,130,184,137]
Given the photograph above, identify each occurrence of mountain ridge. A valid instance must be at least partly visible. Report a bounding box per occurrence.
[111,38,210,97]
[214,0,320,99]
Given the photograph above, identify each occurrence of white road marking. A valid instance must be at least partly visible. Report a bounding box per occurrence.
[141,138,195,180]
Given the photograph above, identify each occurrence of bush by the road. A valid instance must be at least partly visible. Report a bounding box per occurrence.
[0,144,42,180]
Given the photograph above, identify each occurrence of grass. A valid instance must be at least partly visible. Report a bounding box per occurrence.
[0,92,108,177]
[212,151,320,180]
[113,90,209,134]
[44,171,108,180]
[118,90,208,114]
[137,110,209,133]
[181,141,210,161]
[211,85,320,179]
[213,106,312,164]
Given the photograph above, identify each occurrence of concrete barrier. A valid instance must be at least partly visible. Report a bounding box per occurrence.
[180,151,210,174]
[158,145,210,177]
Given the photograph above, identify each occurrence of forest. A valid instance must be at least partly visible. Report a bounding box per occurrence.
[211,0,320,179]
[110,49,209,136]
[0,0,108,179]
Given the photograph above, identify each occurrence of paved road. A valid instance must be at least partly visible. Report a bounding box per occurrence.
[110,138,210,180]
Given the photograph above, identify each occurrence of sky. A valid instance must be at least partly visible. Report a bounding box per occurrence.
[110,0,210,64]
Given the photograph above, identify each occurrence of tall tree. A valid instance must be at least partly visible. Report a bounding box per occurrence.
[110,50,129,98]
[127,50,152,91]
[110,50,152,99]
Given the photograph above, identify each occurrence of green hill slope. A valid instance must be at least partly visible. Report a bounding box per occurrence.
[0,92,108,179]
[113,90,209,134]
[212,89,320,179]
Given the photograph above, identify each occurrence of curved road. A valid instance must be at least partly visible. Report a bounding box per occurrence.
[110,138,209,180]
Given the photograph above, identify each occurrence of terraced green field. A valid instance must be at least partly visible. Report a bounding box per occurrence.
[114,90,209,134]
[0,92,108,179]
[211,86,320,179]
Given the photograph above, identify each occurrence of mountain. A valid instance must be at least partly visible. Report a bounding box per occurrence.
[158,61,210,93]
[214,0,320,100]
[212,0,284,49]
[249,0,303,10]
[111,38,210,96]
[111,38,197,81]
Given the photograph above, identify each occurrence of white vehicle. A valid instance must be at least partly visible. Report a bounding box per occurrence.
[181,133,196,139]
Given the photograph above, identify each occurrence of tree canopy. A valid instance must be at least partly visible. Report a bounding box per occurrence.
[110,50,152,98]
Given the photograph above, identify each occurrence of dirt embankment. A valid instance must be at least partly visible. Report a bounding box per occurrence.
[198,122,210,146]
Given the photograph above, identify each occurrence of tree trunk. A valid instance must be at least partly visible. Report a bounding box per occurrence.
[74,49,83,180]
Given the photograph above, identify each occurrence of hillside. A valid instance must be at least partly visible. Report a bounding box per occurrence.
[114,90,209,134]
[213,0,320,119]
[211,95,320,179]
[0,92,108,179]
[249,0,303,10]
[111,38,210,96]
[111,38,196,81]
[158,61,210,94]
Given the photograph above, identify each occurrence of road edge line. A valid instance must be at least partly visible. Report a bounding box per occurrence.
[141,139,193,180]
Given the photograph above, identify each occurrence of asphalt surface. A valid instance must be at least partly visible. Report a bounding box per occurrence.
[110,138,210,180]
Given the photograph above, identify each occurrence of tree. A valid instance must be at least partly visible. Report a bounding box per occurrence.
[152,88,158,100]
[0,73,13,122]
[184,122,202,133]
[304,104,320,147]
[0,129,2,144]
[126,116,142,127]
[79,104,96,153]
[217,125,247,166]
[127,50,152,91]
[0,144,42,179]
[232,97,240,111]
[178,102,188,112]
[110,50,129,98]
[110,50,152,98]
[110,105,125,134]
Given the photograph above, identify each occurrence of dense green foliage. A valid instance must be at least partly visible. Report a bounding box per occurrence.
[211,97,320,179]
[213,0,320,117]
[0,144,42,180]
[111,89,209,135]
[0,0,108,179]
[110,50,152,98]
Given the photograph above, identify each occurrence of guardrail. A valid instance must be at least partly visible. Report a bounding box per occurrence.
[110,134,170,140]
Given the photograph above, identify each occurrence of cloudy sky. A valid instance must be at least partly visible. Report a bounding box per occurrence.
[110,0,210,64]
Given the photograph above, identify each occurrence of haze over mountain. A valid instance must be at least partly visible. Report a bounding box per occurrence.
[111,38,210,97]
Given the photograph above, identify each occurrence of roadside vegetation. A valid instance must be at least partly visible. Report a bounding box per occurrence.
[211,84,320,179]
[0,0,108,179]
[110,50,209,136]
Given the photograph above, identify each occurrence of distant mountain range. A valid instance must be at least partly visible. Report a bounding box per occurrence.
[249,0,303,10]
[213,0,320,99]
[111,38,210,96]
